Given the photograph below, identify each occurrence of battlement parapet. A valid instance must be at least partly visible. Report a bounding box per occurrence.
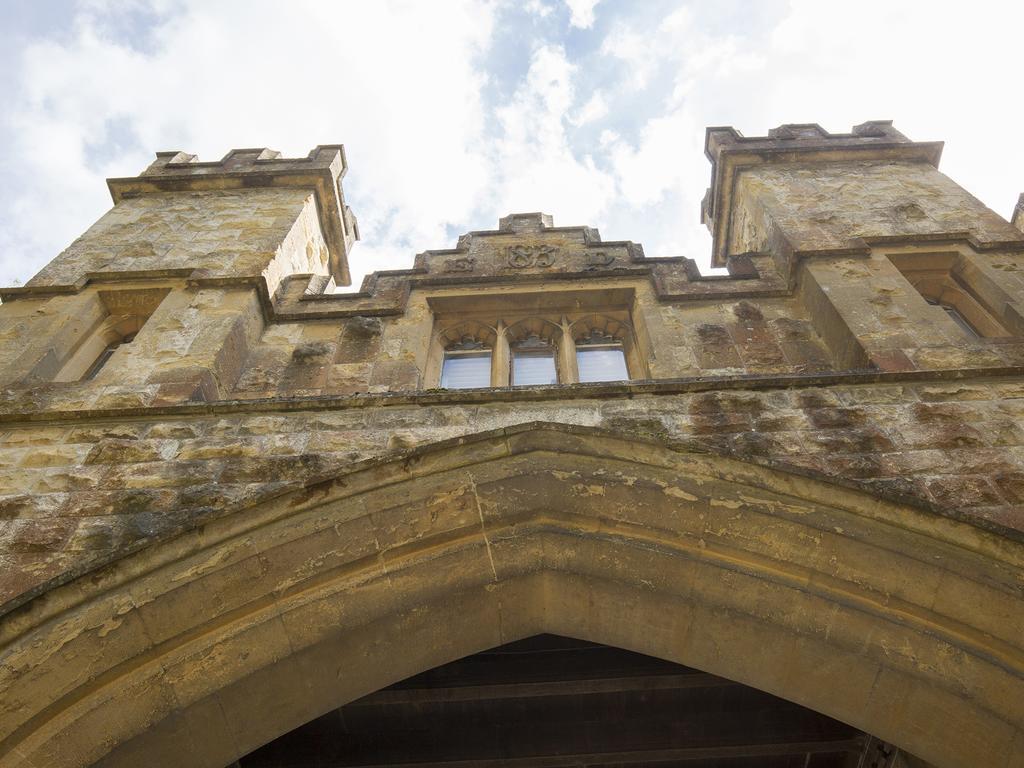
[275,213,780,320]
[704,120,928,160]
[1012,192,1024,232]
[134,145,348,179]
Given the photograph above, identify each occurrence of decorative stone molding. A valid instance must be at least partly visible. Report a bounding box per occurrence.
[1012,192,1024,233]
[584,251,615,269]
[442,256,476,273]
[498,212,554,232]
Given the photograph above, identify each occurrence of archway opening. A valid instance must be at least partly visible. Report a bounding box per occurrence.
[2,424,1009,768]
[234,635,901,768]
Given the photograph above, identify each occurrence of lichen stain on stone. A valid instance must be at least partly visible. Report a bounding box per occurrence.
[169,543,244,583]
[551,470,579,481]
[427,486,468,507]
[796,530,823,546]
[662,486,699,502]
[96,616,125,638]
[571,484,606,497]
[711,498,743,509]
[736,493,814,517]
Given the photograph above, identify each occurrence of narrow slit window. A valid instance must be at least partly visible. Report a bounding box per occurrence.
[926,298,980,339]
[576,329,629,383]
[440,336,492,389]
[81,332,136,381]
[511,334,557,386]
[888,254,1013,339]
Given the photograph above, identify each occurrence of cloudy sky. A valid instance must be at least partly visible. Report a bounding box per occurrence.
[1,0,1022,289]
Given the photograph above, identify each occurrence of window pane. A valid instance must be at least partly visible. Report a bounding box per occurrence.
[512,350,557,386]
[81,343,120,381]
[441,352,491,389]
[577,346,629,383]
[926,297,981,338]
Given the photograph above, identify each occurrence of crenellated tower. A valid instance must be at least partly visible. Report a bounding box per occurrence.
[0,146,357,401]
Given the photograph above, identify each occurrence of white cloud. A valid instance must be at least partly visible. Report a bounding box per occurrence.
[3,0,1024,291]
[0,0,496,288]
[572,91,608,126]
[599,27,655,90]
[746,0,1024,227]
[564,0,599,29]
[590,0,1024,269]
[488,45,615,225]
[524,0,554,19]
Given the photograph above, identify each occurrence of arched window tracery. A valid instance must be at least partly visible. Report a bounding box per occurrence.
[427,295,646,389]
[574,328,630,383]
[569,314,636,383]
[504,318,562,387]
[437,321,498,390]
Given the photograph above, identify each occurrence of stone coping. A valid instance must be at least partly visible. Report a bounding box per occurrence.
[7,231,1024,316]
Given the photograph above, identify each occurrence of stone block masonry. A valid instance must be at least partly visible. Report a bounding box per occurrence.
[1,122,1024,768]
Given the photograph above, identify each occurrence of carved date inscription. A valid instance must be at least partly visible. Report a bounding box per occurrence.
[443,256,476,273]
[505,245,558,269]
[584,251,615,268]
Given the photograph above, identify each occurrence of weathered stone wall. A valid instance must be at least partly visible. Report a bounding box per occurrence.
[0,285,264,405]
[800,249,1024,371]
[2,124,1024,614]
[231,285,835,400]
[2,376,1023,608]
[3,424,1020,768]
[26,189,328,292]
[726,161,1022,257]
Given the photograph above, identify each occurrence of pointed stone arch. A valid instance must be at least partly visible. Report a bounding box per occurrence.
[0,423,1021,768]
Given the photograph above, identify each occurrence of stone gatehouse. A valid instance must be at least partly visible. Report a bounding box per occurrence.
[0,121,1023,767]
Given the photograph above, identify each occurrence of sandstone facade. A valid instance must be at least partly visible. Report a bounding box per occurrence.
[0,121,1022,767]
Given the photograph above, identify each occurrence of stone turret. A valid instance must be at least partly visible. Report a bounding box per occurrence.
[25,144,358,291]
[0,145,359,403]
[702,120,1021,270]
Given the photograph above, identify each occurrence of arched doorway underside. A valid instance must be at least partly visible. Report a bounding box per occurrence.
[0,423,1022,768]
[237,633,909,768]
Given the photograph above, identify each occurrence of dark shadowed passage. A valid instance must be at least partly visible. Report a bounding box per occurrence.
[236,635,896,768]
